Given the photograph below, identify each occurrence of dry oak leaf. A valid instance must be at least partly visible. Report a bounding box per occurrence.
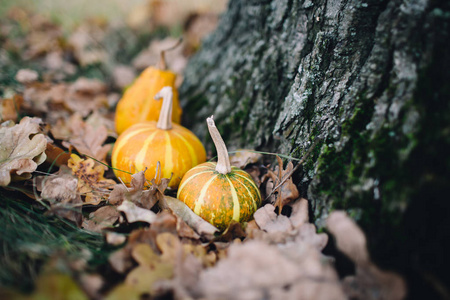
[0,117,47,186]
[68,154,116,205]
[62,113,111,162]
[61,77,108,117]
[109,171,157,208]
[35,166,82,226]
[327,211,407,300]
[109,169,170,209]
[118,200,157,224]
[165,196,219,238]
[83,205,120,233]
[199,240,344,300]
[1,94,23,122]
[15,68,38,84]
[229,149,262,169]
[264,155,300,212]
[23,82,67,113]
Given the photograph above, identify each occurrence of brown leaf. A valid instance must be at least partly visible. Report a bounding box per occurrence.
[165,196,218,238]
[112,65,136,89]
[105,232,127,246]
[23,82,67,113]
[62,114,111,162]
[45,141,71,167]
[214,220,247,243]
[109,171,157,208]
[264,156,300,212]
[118,201,157,224]
[68,23,108,66]
[79,273,104,300]
[229,149,262,169]
[1,94,23,122]
[289,198,309,228]
[327,211,406,300]
[252,203,327,249]
[0,116,47,186]
[37,165,78,203]
[198,240,345,300]
[36,166,83,226]
[68,154,116,205]
[254,204,293,233]
[108,229,158,274]
[15,69,38,84]
[83,206,120,233]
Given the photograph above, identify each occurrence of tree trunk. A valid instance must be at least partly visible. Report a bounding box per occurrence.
[180,0,450,297]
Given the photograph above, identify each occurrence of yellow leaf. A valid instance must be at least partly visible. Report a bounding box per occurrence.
[68,154,115,205]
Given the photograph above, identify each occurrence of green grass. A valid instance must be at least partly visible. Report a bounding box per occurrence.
[0,189,109,292]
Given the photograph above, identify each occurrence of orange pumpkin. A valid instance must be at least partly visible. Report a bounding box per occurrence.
[111,87,206,189]
[177,116,261,230]
[115,52,182,135]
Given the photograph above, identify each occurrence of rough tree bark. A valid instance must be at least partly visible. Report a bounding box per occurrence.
[180,0,449,297]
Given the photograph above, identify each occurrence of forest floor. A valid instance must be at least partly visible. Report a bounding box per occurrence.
[0,2,407,299]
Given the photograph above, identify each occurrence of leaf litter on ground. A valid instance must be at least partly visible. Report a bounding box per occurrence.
[0,4,408,300]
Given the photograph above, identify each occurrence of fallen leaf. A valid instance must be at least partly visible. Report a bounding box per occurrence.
[254,204,293,233]
[86,111,117,138]
[23,82,67,113]
[289,197,309,228]
[68,23,108,66]
[0,94,23,122]
[108,229,158,274]
[45,141,71,167]
[213,220,247,243]
[264,156,300,212]
[105,232,127,246]
[165,196,219,238]
[83,205,120,233]
[62,114,111,162]
[198,240,345,300]
[68,154,116,205]
[131,243,161,267]
[118,200,157,224]
[112,65,136,89]
[12,271,88,300]
[327,211,407,300]
[229,149,262,169]
[36,166,83,226]
[109,171,156,208]
[0,117,47,186]
[124,263,173,295]
[15,68,38,84]
[79,273,104,300]
[252,203,327,248]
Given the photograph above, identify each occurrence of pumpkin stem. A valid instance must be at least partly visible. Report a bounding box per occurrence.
[155,87,173,130]
[156,38,183,70]
[207,116,231,174]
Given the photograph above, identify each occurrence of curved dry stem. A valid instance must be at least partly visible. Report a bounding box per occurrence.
[155,87,173,130]
[207,116,231,174]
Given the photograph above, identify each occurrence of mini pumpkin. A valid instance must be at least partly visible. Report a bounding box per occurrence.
[177,116,261,230]
[111,87,206,189]
[115,50,182,135]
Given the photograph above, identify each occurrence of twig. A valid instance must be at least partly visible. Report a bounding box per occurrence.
[265,138,322,200]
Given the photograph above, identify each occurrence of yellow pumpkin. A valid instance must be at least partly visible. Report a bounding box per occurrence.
[115,57,182,135]
[177,116,261,230]
[111,87,206,189]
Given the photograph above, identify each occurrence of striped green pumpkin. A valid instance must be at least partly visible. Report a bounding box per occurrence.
[177,116,261,231]
[177,162,261,230]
